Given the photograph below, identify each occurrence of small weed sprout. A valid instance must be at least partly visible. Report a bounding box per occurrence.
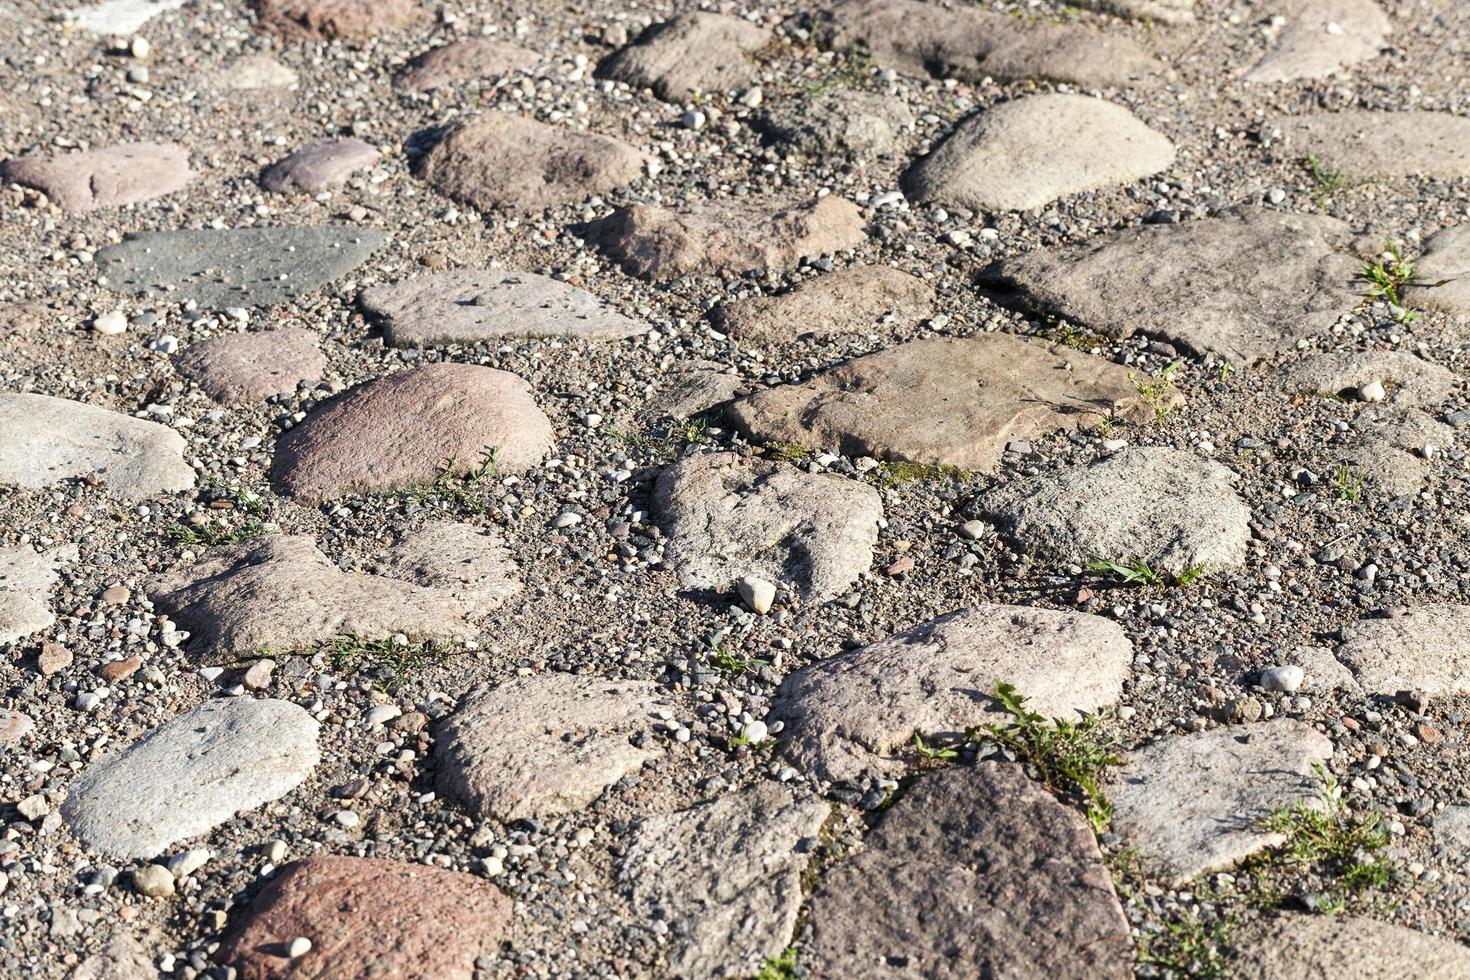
[403,447,499,512]
[1304,154,1345,202]
[875,460,971,488]
[168,519,265,547]
[707,638,768,679]
[1087,557,1204,589]
[912,733,959,763]
[754,947,799,980]
[1357,242,1424,325]
[1331,462,1365,502]
[325,634,455,693]
[1128,362,1181,421]
[1261,764,1395,898]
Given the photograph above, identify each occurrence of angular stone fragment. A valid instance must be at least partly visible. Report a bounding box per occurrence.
[769,604,1132,781]
[0,393,195,501]
[0,544,77,647]
[1408,225,1470,318]
[1280,350,1455,408]
[360,270,645,347]
[261,137,379,194]
[379,523,520,616]
[252,0,424,40]
[728,334,1170,473]
[1334,605,1470,695]
[655,452,882,603]
[62,699,319,859]
[712,265,933,343]
[220,856,511,980]
[1232,914,1470,980]
[598,12,768,101]
[807,763,1132,978]
[1109,721,1334,883]
[0,142,193,213]
[752,91,914,160]
[589,195,866,279]
[1073,0,1194,22]
[1246,0,1389,83]
[0,709,36,746]
[1274,111,1470,179]
[270,363,554,503]
[417,112,644,212]
[396,38,540,93]
[173,328,328,405]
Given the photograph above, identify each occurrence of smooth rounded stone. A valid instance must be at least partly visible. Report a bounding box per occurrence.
[96,227,385,310]
[378,523,521,616]
[62,699,319,860]
[1273,111,1470,179]
[807,763,1131,979]
[72,932,155,980]
[131,864,174,898]
[1334,605,1470,694]
[68,0,186,34]
[219,856,511,980]
[752,91,914,160]
[0,708,35,746]
[0,142,193,213]
[252,0,424,39]
[1072,0,1194,22]
[597,12,768,101]
[1259,665,1305,694]
[1338,408,1453,495]
[260,138,379,194]
[145,535,475,665]
[812,0,1161,88]
[397,38,539,92]
[737,575,777,615]
[654,452,883,604]
[1280,350,1455,408]
[220,54,298,90]
[1407,225,1470,318]
[981,448,1251,575]
[1245,0,1390,83]
[359,269,645,347]
[1108,720,1333,884]
[588,195,866,279]
[173,328,328,405]
[1232,914,1470,980]
[0,543,77,647]
[768,604,1132,782]
[417,112,645,213]
[270,362,555,503]
[712,265,933,343]
[640,360,744,421]
[435,673,668,821]
[904,95,1174,213]
[0,393,194,501]
[619,783,827,977]
[728,334,1170,473]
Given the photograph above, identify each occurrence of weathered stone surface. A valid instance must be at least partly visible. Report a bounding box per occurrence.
[982,448,1251,574]
[599,12,767,101]
[0,708,36,746]
[655,452,882,603]
[220,856,511,980]
[418,112,644,212]
[590,195,866,279]
[96,227,384,310]
[752,90,913,160]
[270,363,554,503]
[1246,0,1390,83]
[641,360,745,421]
[1232,914,1470,980]
[436,673,667,821]
[727,334,1170,473]
[982,209,1357,361]
[1073,0,1194,23]
[1109,721,1334,883]
[1408,225,1470,318]
[0,544,77,647]
[1433,805,1470,861]
[1335,606,1470,694]
[620,784,827,977]
[69,0,186,34]
[173,328,328,405]
[1274,111,1470,179]
[813,0,1161,88]
[807,763,1132,979]
[146,535,474,665]
[396,38,539,93]
[712,265,933,343]
[62,699,319,859]
[1281,350,1455,408]
[71,932,155,980]
[0,142,192,213]
[0,393,194,501]
[1337,408,1453,496]
[379,523,520,616]
[769,604,1132,781]
[261,138,379,194]
[360,270,645,347]
[253,0,424,40]
[220,54,298,90]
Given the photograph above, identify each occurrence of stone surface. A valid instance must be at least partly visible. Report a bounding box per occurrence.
[1109,721,1334,883]
[712,265,933,343]
[1231,914,1470,979]
[599,12,767,101]
[1247,0,1389,83]
[1274,111,1470,179]
[396,38,539,93]
[360,270,645,347]
[1337,408,1454,496]
[96,227,385,310]
[641,361,744,421]
[220,856,511,980]
[71,932,155,980]
[436,673,667,821]
[654,451,883,603]
[981,209,1358,361]
[261,138,379,194]
[270,362,555,503]
[1335,606,1470,694]
[0,142,192,213]
[752,90,914,160]
[220,54,298,90]
[0,708,35,746]
[1408,225,1470,318]
[252,0,423,40]
[807,763,1132,978]
[0,393,194,501]
[1280,350,1455,408]
[768,604,1132,781]
[727,334,1170,473]
[0,544,77,647]
[378,523,520,616]
[619,784,827,977]
[173,328,328,405]
[417,112,644,212]
[69,0,185,34]
[62,699,319,859]
[1073,0,1194,22]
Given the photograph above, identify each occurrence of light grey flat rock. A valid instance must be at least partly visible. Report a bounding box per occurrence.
[1232,914,1470,980]
[1246,0,1390,83]
[1335,605,1470,694]
[1408,225,1470,319]
[0,543,78,647]
[1274,111,1470,179]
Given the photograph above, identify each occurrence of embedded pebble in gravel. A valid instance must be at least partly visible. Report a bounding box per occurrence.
[1336,407,1455,495]
[1232,914,1470,979]
[1245,0,1390,83]
[172,328,328,405]
[712,264,933,343]
[1334,605,1470,694]
[218,53,298,90]
[640,359,745,421]
[1273,111,1470,178]
[0,544,78,646]
[598,12,769,102]
[751,90,915,161]
[395,38,540,93]
[0,142,192,212]
[252,0,424,40]
[1408,225,1470,318]
[260,137,380,195]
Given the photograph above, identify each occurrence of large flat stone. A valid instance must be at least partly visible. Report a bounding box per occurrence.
[1337,408,1453,496]
[752,91,914,161]
[712,265,934,343]
[1335,606,1470,694]
[1232,914,1470,980]
[0,142,193,213]
[378,522,520,617]
[1073,0,1194,22]
[173,328,328,405]
[1408,225,1470,318]
[261,137,379,194]
[69,0,186,34]
[1274,111,1470,179]
[0,544,77,647]
[396,39,540,93]
[252,0,424,39]
[71,933,155,980]
[598,12,768,101]
[1280,350,1455,408]
[1245,0,1390,83]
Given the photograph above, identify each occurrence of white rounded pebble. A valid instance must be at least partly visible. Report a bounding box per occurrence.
[287,937,312,958]
[1357,379,1386,402]
[1259,664,1304,693]
[742,720,768,743]
[93,311,128,335]
[737,575,776,615]
[333,810,360,829]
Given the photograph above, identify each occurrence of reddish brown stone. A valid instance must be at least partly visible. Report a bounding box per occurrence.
[253,0,424,40]
[99,656,143,682]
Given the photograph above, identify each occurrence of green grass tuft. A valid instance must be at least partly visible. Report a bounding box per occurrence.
[1357,242,1424,325]
[1261,764,1396,900]
[323,634,456,693]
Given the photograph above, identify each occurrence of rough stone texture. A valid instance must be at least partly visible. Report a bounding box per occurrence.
[1274,111,1470,179]
[71,933,155,980]
[145,535,475,665]
[1339,408,1453,495]
[0,393,195,501]
[589,195,866,279]
[1433,806,1470,861]
[727,334,1171,473]
[807,763,1132,979]
[768,604,1132,781]
[0,708,35,746]
[360,270,645,347]
[220,54,298,90]
[1280,350,1456,408]
[1246,0,1390,83]
[1073,0,1194,22]
[1335,605,1470,694]
[813,0,1161,88]
[96,227,385,310]
[1109,721,1334,883]
[62,699,319,860]
[654,452,883,603]
[173,328,328,405]
[378,523,521,616]
[220,856,511,980]
[396,39,539,93]
[252,0,424,40]
[0,142,192,213]
[1231,914,1470,980]
[982,209,1358,361]
[270,362,555,503]
[68,0,186,34]
[1408,225,1470,318]
[712,265,933,343]
[1292,646,1362,693]
[261,137,379,194]
[417,112,644,213]
[0,544,77,647]
[641,361,745,421]
[752,90,913,160]
[436,673,667,821]
[619,784,828,977]
[598,12,768,101]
